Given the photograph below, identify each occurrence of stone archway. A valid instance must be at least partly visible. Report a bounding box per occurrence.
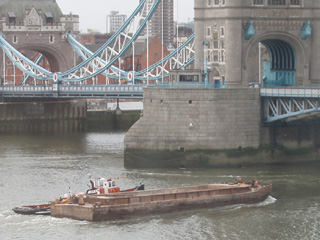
[18,44,70,73]
[260,39,296,87]
[8,43,72,85]
[244,33,307,87]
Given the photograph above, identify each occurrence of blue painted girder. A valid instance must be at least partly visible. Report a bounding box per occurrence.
[263,96,320,123]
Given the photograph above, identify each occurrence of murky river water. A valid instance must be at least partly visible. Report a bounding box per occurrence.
[0,132,319,240]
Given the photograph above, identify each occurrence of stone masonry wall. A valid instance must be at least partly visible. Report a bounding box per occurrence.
[0,98,86,133]
[125,87,261,151]
[124,88,320,168]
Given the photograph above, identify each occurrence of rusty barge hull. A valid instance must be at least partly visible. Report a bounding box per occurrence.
[51,183,272,222]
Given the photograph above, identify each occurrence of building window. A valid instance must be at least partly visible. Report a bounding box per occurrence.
[268,0,285,5]
[12,35,18,44]
[213,40,219,49]
[220,27,225,37]
[290,0,300,5]
[210,0,225,6]
[49,35,54,43]
[207,27,211,37]
[45,12,53,25]
[253,0,264,5]
[213,51,219,62]
[8,12,16,25]
[220,50,225,62]
[220,40,225,49]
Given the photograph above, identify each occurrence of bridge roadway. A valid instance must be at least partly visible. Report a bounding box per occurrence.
[261,87,320,122]
[1,84,320,97]
[0,84,145,99]
[1,85,320,123]
[0,82,212,99]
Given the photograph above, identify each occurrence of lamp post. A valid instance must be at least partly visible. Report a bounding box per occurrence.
[146,0,149,85]
[203,40,208,88]
[161,0,164,83]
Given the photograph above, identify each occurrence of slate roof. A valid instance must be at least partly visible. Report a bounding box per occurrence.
[0,0,63,24]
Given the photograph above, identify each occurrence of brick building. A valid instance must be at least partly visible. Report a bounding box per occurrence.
[106,11,127,34]
[124,36,171,83]
[140,0,174,47]
[79,34,170,84]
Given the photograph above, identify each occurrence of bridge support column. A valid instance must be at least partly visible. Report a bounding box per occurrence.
[225,19,243,86]
[310,20,320,84]
[194,0,205,70]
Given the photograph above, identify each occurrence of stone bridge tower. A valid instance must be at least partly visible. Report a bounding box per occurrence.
[194,0,318,88]
[0,0,79,83]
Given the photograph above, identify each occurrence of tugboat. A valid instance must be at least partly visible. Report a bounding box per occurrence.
[12,176,144,215]
[86,176,144,195]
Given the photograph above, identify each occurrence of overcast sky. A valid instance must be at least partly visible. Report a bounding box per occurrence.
[55,0,194,33]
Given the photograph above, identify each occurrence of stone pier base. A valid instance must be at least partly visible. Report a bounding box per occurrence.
[124,87,320,168]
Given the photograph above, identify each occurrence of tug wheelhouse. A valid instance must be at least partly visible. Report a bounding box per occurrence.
[87,178,121,195]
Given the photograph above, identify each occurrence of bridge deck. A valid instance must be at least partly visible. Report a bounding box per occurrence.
[2,85,320,123]
[260,87,320,98]
[260,87,320,123]
[0,84,145,99]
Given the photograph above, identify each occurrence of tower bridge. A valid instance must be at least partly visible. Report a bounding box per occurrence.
[0,0,79,76]
[1,0,320,166]
[1,0,320,134]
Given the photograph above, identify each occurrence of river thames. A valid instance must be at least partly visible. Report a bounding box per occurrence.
[0,132,319,240]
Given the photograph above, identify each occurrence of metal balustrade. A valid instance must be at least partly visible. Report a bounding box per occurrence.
[0,84,146,99]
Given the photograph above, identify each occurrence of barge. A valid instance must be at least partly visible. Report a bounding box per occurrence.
[12,176,144,216]
[51,179,272,221]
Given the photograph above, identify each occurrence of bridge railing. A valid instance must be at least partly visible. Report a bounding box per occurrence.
[59,84,145,92]
[260,87,320,98]
[156,82,215,89]
[0,85,54,95]
[0,84,146,99]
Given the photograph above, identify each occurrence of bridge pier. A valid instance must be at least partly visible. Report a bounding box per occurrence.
[124,87,320,168]
[0,98,86,134]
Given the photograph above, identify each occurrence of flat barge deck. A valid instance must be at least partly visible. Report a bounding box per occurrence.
[51,180,272,221]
